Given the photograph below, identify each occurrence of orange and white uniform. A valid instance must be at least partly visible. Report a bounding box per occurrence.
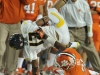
[23,0,40,21]
[47,0,56,8]
[38,0,46,5]
[0,0,34,23]
[54,48,100,75]
[88,0,100,52]
[55,48,90,75]
[38,0,56,6]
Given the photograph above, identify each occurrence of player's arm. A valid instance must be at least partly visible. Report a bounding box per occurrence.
[39,5,44,16]
[44,0,48,16]
[36,16,50,26]
[35,29,66,52]
[38,33,80,52]
[51,0,67,10]
[44,35,66,52]
[44,0,66,16]
[36,4,44,20]
[84,3,93,37]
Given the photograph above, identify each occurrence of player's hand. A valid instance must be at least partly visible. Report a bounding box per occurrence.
[98,51,100,56]
[87,37,93,44]
[36,16,50,26]
[42,16,50,25]
[35,28,48,39]
[35,28,44,39]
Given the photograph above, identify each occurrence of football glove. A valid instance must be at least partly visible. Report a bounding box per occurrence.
[35,28,48,39]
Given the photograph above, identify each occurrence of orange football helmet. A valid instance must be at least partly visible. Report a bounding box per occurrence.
[55,52,76,70]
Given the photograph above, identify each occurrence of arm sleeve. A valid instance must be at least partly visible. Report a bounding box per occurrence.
[48,8,59,24]
[44,36,56,46]
[84,3,93,37]
[48,8,66,28]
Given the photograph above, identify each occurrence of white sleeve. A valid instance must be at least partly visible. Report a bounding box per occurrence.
[45,36,56,46]
[48,8,59,24]
[84,3,93,26]
[84,2,93,37]
[48,8,66,29]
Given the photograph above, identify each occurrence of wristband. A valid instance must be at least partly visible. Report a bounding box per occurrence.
[45,36,56,46]
[43,33,48,39]
[87,25,93,37]
[87,32,93,37]
[36,14,43,20]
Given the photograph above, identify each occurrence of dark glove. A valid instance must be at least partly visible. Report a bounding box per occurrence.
[35,28,48,39]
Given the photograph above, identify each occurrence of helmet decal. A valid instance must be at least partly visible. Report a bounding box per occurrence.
[55,52,76,70]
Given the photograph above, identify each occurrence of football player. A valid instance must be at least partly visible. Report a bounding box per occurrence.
[15,0,46,74]
[82,0,100,70]
[88,0,100,56]
[9,0,71,75]
[23,0,44,21]
[53,48,100,75]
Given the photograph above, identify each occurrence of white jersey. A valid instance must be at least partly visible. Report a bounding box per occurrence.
[21,21,51,61]
[21,8,70,61]
[42,8,70,45]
